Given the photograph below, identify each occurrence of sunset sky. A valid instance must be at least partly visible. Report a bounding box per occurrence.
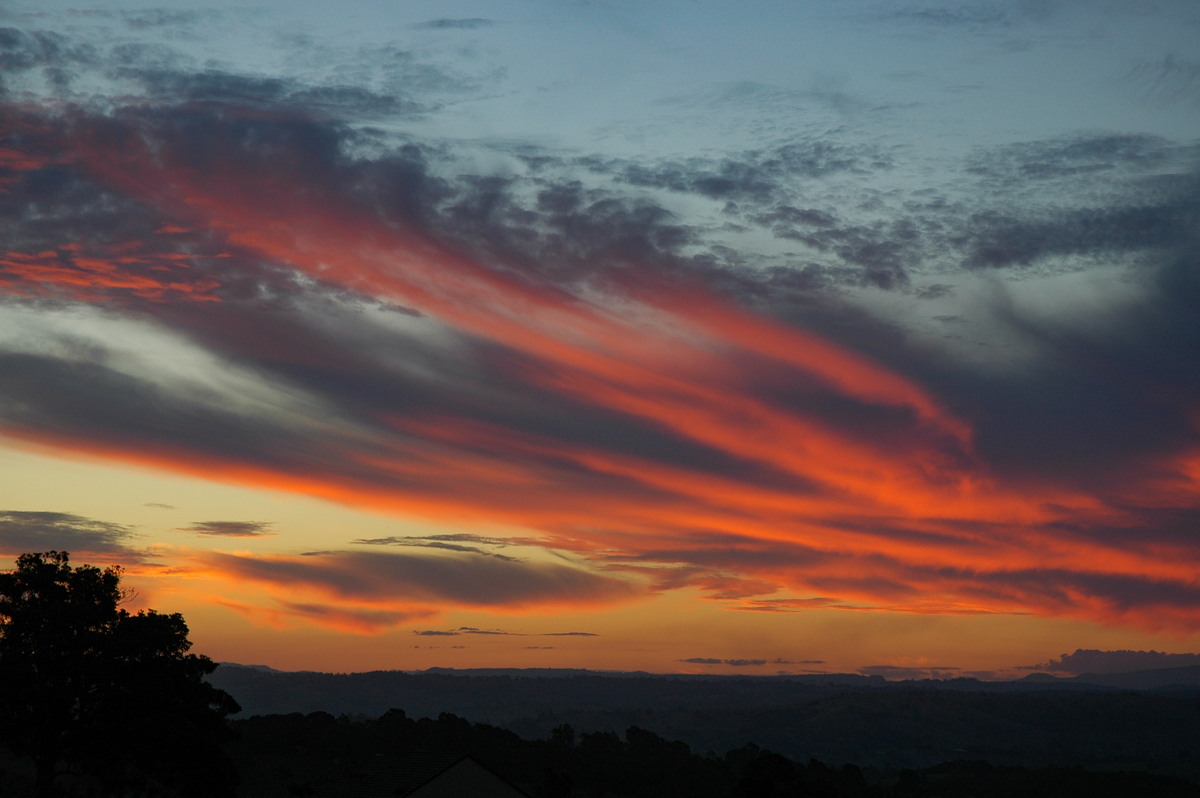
[2,0,1199,679]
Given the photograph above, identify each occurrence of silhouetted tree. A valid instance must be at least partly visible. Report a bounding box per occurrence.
[0,551,240,797]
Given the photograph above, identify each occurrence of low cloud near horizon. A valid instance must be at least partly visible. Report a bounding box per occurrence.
[1023,649,1200,675]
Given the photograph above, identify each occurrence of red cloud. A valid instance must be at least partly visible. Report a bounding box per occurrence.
[0,108,1195,633]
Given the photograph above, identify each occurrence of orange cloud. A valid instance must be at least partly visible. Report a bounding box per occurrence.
[176,549,644,633]
[0,245,221,302]
[0,108,1192,634]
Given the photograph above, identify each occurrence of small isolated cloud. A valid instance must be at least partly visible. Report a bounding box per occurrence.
[859,664,961,680]
[411,18,494,30]
[916,283,955,299]
[1022,649,1200,675]
[143,502,175,510]
[180,521,276,538]
[451,626,510,636]
[414,626,598,637]
[679,657,768,667]
[352,534,519,561]
[0,510,134,556]
[412,624,511,638]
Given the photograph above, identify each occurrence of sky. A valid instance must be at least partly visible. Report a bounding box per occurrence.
[1,0,1198,679]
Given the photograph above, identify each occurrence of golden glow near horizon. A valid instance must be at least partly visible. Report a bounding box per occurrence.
[3,447,1196,677]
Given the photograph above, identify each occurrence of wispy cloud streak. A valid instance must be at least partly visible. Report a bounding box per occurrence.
[1,1,1198,638]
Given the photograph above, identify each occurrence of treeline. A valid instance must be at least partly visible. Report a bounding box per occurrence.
[228,709,1200,797]
[213,666,1200,776]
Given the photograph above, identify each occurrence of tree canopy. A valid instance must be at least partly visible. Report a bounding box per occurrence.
[0,551,240,797]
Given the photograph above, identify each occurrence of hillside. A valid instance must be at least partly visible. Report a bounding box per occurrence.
[209,665,1200,777]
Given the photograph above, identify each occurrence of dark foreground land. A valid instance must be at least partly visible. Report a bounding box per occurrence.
[224,707,1200,798]
[4,666,1200,796]
[208,665,1200,797]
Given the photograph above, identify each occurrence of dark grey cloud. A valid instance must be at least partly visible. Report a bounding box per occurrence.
[620,159,776,201]
[679,657,768,667]
[411,18,495,30]
[966,134,1178,183]
[858,664,961,679]
[353,534,520,561]
[120,9,211,29]
[947,565,1200,625]
[413,626,598,637]
[0,351,373,478]
[916,283,955,299]
[180,521,276,538]
[1023,649,1200,674]
[272,600,431,630]
[1127,53,1200,107]
[354,534,514,547]
[0,510,132,555]
[881,6,1016,30]
[943,237,1200,487]
[608,139,879,205]
[117,67,418,117]
[872,0,1098,33]
[203,549,640,608]
[0,26,97,74]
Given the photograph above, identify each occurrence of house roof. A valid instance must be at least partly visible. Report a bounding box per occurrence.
[392,750,530,798]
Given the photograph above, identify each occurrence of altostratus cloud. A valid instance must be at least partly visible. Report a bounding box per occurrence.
[180,521,276,538]
[188,549,641,633]
[0,103,1198,633]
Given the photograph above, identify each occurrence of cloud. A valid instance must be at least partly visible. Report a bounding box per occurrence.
[218,597,433,635]
[879,6,1015,30]
[966,134,1178,184]
[193,550,641,632]
[858,664,962,680]
[0,510,133,556]
[1,10,1199,638]
[1022,649,1200,675]
[353,534,522,561]
[412,627,598,637]
[1126,54,1200,107]
[120,9,211,29]
[180,521,276,538]
[679,657,769,667]
[411,18,494,30]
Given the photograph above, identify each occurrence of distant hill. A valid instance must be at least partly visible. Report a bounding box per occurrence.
[208,665,1200,777]
[1075,665,1200,690]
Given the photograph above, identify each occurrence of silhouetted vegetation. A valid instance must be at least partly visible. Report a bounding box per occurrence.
[0,551,240,797]
[226,708,1200,797]
[211,665,1200,778]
